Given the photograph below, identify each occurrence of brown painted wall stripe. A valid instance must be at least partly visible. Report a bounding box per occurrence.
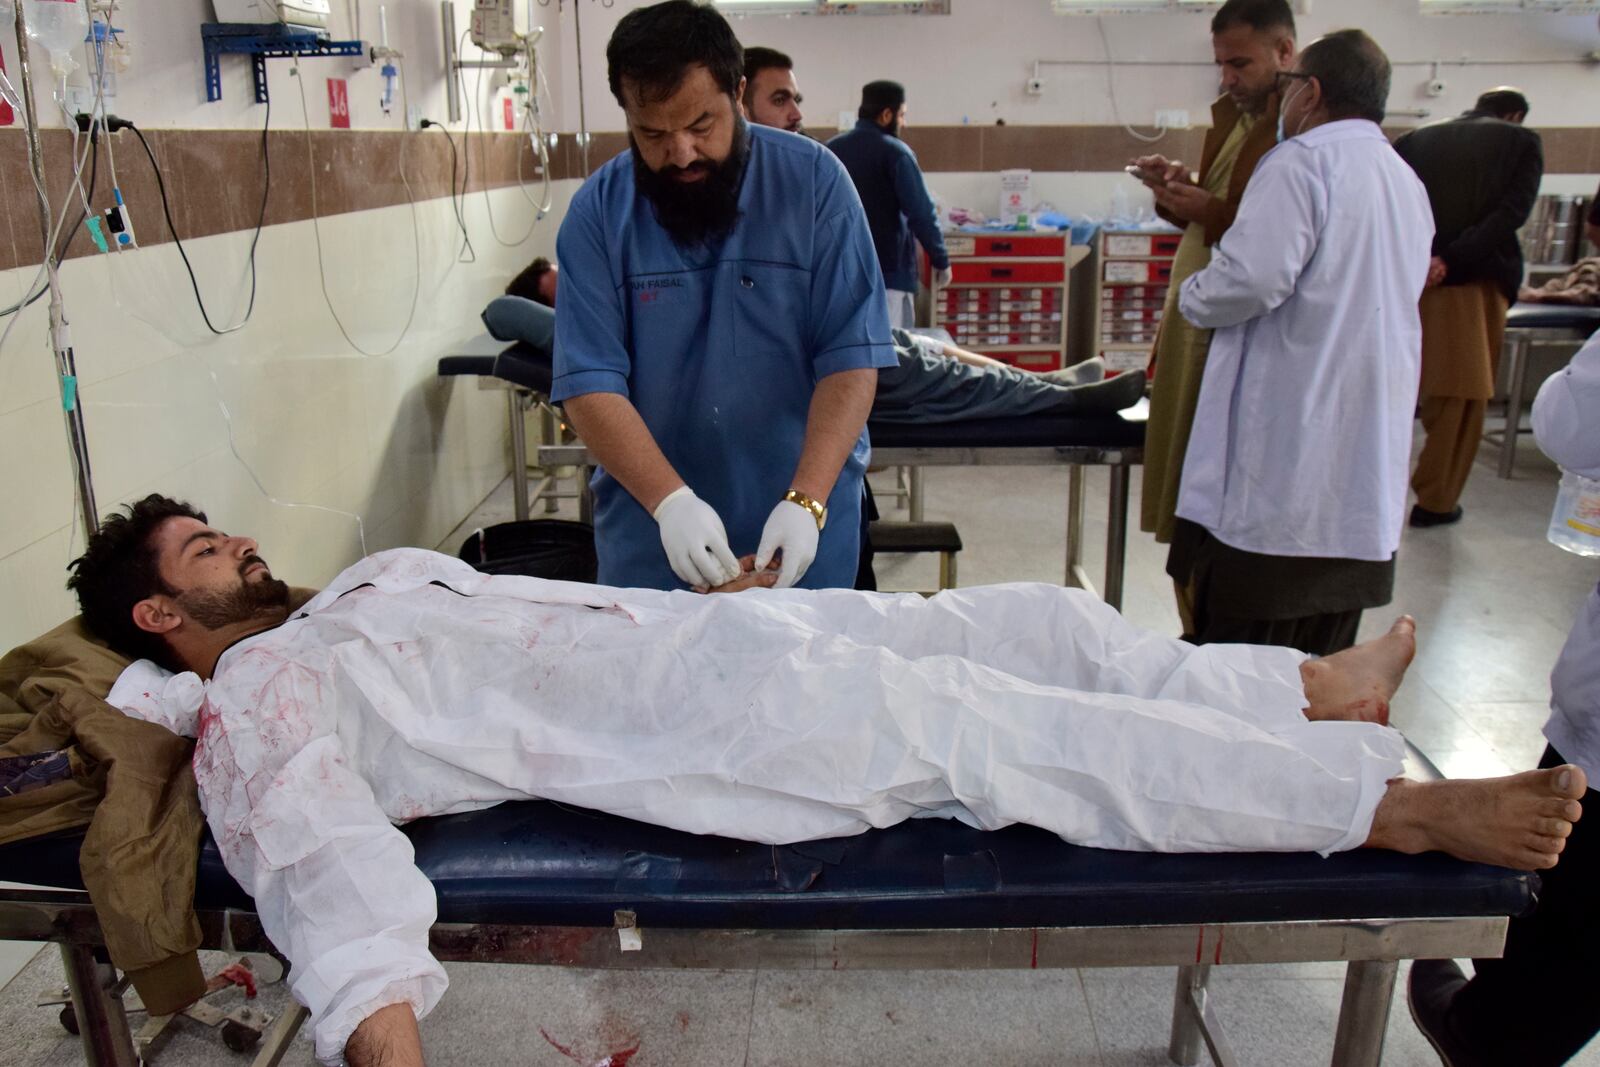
[2,124,1593,271]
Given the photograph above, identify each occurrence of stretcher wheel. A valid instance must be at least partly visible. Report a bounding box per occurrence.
[59,1004,79,1035]
[222,1019,261,1053]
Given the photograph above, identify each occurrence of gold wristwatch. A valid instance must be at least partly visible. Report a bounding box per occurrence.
[783,489,827,530]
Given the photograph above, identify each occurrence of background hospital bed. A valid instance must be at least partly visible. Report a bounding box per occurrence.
[0,739,1534,1067]
[535,415,1146,610]
[438,336,1145,609]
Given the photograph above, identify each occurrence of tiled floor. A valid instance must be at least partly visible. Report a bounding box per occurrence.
[3,431,1596,1066]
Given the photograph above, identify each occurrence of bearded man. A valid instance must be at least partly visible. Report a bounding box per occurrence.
[552,0,894,593]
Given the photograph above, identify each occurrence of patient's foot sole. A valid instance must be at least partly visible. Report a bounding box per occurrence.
[1301,616,1416,724]
[1366,765,1586,870]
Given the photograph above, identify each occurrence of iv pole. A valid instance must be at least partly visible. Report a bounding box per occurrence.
[13,1,100,541]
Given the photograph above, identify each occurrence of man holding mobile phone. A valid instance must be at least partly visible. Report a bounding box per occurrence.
[1126,0,1297,635]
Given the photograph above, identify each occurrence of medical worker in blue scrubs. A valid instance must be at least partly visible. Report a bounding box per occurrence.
[551,0,896,591]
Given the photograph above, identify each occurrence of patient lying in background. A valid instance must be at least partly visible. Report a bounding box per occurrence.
[67,496,1583,1067]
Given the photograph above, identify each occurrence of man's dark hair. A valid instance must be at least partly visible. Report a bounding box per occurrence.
[507,257,555,307]
[606,0,744,109]
[742,46,793,110]
[1210,0,1296,38]
[1297,29,1390,125]
[67,494,205,669]
[1473,87,1530,121]
[857,80,906,124]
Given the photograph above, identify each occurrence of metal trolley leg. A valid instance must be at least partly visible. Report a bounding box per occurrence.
[1329,959,1398,1067]
[59,944,138,1067]
[1168,964,1240,1067]
[508,389,530,522]
[1105,464,1130,612]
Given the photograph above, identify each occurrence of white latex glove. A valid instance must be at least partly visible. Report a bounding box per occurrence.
[653,486,740,589]
[755,500,820,589]
[933,265,953,289]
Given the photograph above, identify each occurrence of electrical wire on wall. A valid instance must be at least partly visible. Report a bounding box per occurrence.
[128,101,270,335]
[1096,17,1168,144]
[420,119,477,262]
[290,54,423,358]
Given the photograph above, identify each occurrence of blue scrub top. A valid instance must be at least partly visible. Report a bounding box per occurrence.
[552,123,897,590]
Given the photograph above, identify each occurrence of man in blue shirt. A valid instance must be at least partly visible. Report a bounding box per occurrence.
[552,1,895,592]
[828,81,951,329]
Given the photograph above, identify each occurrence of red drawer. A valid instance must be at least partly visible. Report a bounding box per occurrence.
[1103,260,1173,285]
[1103,233,1182,258]
[968,235,1065,257]
[1009,350,1064,371]
[952,261,1065,284]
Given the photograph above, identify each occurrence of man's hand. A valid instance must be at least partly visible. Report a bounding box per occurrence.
[755,500,820,589]
[1424,256,1448,289]
[933,265,953,289]
[1152,181,1214,225]
[700,555,782,594]
[346,1002,424,1067]
[653,487,740,589]
[1130,154,1191,190]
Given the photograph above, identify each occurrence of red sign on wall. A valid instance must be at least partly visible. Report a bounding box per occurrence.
[0,50,13,127]
[503,97,515,131]
[327,78,351,129]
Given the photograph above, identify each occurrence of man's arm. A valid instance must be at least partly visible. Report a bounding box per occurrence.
[347,1003,425,1067]
[1179,151,1322,330]
[561,393,684,515]
[788,368,878,503]
[892,149,949,270]
[196,666,447,1067]
[1437,132,1543,279]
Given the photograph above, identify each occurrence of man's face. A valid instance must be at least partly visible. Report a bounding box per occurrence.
[746,66,804,133]
[626,64,751,247]
[625,64,742,178]
[1213,24,1295,117]
[879,102,907,138]
[1278,67,1318,139]
[538,265,558,306]
[147,516,289,632]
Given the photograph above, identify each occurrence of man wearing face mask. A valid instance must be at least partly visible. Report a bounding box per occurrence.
[1167,30,1434,655]
[1129,0,1297,595]
[827,80,951,329]
[553,1,895,592]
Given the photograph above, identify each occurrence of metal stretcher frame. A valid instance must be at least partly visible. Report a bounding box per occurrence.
[537,443,1142,610]
[0,885,1509,1067]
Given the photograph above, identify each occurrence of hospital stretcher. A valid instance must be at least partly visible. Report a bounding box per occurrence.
[0,738,1534,1067]
[1490,303,1600,478]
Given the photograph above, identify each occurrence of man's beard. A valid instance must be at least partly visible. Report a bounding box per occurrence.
[632,119,751,249]
[883,119,900,139]
[178,556,291,629]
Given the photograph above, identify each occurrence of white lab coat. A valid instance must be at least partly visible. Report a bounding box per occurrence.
[1177,119,1435,560]
[109,550,1406,1064]
[1534,331,1600,782]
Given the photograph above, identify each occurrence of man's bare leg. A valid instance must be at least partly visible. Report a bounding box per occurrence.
[1300,616,1417,724]
[1366,765,1586,869]
[346,1002,425,1067]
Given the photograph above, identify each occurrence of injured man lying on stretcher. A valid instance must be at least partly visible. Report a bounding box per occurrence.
[67,496,1585,1067]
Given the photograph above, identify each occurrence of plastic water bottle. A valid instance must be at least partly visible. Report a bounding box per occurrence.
[23,0,88,79]
[1547,469,1600,558]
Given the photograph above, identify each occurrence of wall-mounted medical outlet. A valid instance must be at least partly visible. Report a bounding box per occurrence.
[1155,109,1191,130]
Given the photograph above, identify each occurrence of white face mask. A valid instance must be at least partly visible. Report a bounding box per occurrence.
[1276,80,1307,144]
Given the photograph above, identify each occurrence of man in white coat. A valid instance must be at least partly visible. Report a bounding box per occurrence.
[1409,331,1600,1066]
[66,495,1582,1067]
[1168,29,1435,655]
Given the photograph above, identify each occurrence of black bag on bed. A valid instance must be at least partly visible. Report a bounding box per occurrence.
[457,520,598,583]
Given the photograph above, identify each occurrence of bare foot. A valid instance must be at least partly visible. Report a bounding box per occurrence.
[1365,765,1586,870]
[1300,616,1416,725]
